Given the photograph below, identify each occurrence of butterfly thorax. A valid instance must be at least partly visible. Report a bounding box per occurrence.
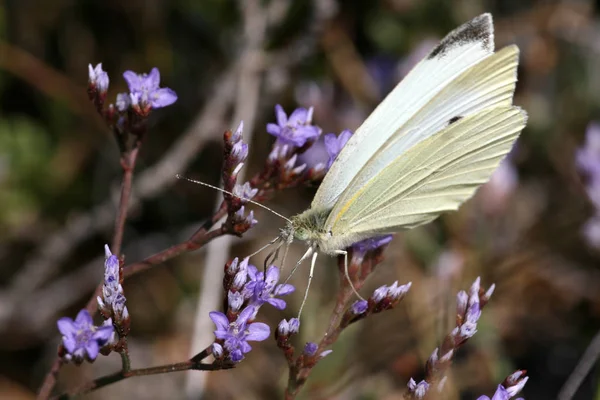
[285,207,332,250]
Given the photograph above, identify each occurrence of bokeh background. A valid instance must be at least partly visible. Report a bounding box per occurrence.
[1,0,599,399]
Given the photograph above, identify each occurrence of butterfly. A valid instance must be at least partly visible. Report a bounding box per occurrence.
[278,13,527,309]
[181,13,527,314]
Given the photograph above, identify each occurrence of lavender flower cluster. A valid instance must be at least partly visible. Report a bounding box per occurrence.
[88,63,177,116]
[577,122,600,247]
[405,278,528,399]
[210,257,295,363]
[57,247,127,363]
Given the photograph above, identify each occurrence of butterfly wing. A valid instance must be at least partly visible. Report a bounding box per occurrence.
[312,13,496,210]
[323,44,521,225]
[324,106,526,245]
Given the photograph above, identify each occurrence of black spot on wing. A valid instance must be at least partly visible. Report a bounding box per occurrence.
[427,13,493,60]
[448,116,463,125]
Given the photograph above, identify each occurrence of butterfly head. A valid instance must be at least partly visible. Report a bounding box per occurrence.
[286,208,332,247]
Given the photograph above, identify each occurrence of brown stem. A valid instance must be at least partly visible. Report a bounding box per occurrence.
[36,358,63,400]
[51,347,227,400]
[321,287,354,348]
[285,255,368,399]
[118,338,131,373]
[112,147,139,256]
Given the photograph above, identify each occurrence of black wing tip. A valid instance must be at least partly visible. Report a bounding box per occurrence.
[427,13,494,60]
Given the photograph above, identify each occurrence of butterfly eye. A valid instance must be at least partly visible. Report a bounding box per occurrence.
[295,228,309,240]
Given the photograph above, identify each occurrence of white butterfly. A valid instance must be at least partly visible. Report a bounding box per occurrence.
[181,14,527,313]
[278,13,527,309]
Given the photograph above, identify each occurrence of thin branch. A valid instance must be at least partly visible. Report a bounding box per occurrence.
[112,147,140,256]
[37,358,63,400]
[558,328,600,400]
[51,347,229,400]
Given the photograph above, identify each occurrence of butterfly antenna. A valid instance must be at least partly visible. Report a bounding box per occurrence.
[247,235,281,259]
[176,174,292,223]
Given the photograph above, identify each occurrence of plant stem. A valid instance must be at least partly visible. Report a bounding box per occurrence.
[52,351,229,400]
[37,358,63,400]
[112,147,139,256]
[119,338,132,372]
[285,255,364,399]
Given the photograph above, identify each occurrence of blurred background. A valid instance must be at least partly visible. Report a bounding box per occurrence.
[0,0,599,399]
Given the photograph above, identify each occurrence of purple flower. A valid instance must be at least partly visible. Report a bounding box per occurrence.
[57,309,114,361]
[209,306,270,362]
[476,385,511,400]
[407,378,429,399]
[288,318,300,333]
[98,245,128,324]
[103,245,119,283]
[211,342,224,358]
[234,206,258,228]
[115,92,131,112]
[304,342,318,356]
[228,290,244,312]
[452,277,494,342]
[283,154,307,176]
[577,123,600,186]
[577,123,600,247]
[324,129,352,168]
[267,105,321,147]
[231,141,249,165]
[371,284,389,303]
[278,319,291,336]
[231,121,244,143]
[456,290,469,316]
[352,235,393,253]
[387,281,412,300]
[319,349,333,358]
[351,300,368,315]
[243,265,295,310]
[460,297,481,339]
[226,121,249,173]
[88,63,109,93]
[371,281,412,304]
[504,370,528,397]
[278,318,300,337]
[122,67,177,109]
[232,182,258,202]
[477,371,527,399]
[231,257,249,290]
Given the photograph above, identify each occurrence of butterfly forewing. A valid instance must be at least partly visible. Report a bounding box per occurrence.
[311,13,496,211]
[324,45,520,221]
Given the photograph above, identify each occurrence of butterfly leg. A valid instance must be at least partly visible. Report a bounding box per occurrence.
[334,249,365,301]
[279,238,291,274]
[298,248,319,319]
[281,246,314,286]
